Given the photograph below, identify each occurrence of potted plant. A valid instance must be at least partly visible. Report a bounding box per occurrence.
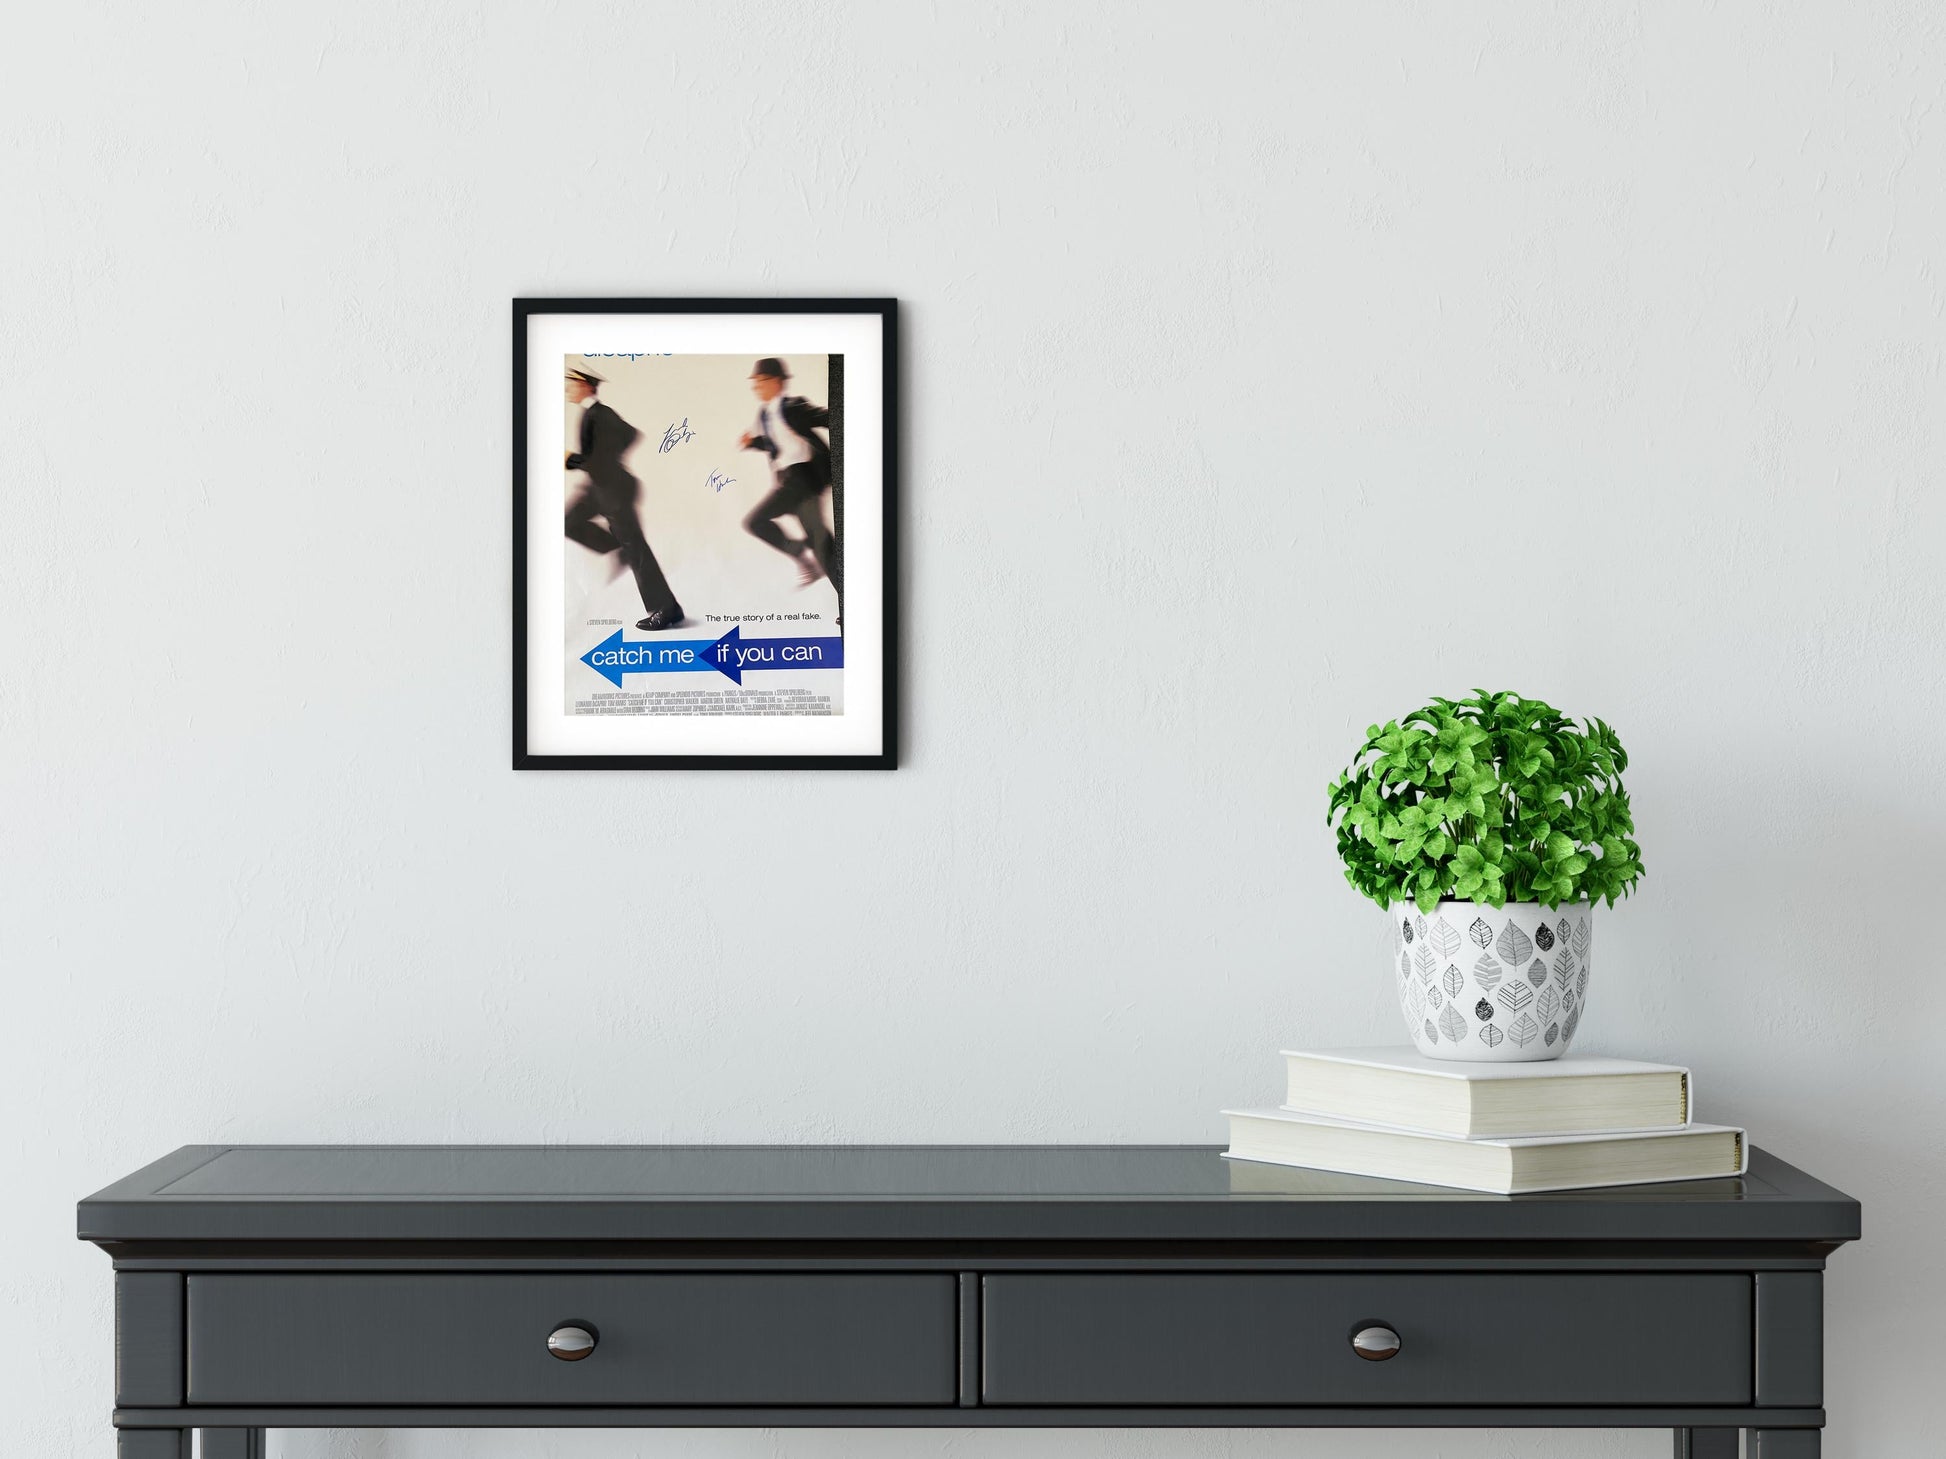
[1326,691,1644,1062]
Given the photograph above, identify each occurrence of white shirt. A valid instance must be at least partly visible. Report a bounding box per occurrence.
[764,395,812,472]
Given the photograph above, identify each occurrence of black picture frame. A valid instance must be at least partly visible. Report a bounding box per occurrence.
[513,297,898,771]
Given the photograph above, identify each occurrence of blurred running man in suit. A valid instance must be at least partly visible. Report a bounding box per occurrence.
[564,367,684,630]
[738,358,841,607]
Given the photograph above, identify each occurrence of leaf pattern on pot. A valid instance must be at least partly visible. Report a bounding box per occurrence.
[1392,906,1589,1060]
[1494,922,1533,967]
[1429,919,1462,958]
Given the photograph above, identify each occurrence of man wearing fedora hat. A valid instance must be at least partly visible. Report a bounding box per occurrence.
[738,357,841,610]
[564,366,684,631]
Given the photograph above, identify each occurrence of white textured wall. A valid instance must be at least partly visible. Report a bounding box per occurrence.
[3,3,1941,1455]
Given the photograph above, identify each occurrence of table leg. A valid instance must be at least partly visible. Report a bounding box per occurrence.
[200,1430,267,1459]
[118,1433,189,1459]
[1749,1432,1819,1458]
[1673,1429,1737,1458]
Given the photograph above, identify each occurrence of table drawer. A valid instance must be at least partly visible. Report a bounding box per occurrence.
[187,1273,957,1406]
[982,1273,1751,1406]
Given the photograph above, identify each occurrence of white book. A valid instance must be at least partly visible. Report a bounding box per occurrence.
[1281,1046,1691,1139]
[1223,1106,1747,1195]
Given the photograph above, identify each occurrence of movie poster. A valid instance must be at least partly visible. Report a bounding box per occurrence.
[515,302,894,769]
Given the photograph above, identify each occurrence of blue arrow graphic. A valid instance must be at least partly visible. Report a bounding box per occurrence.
[693,623,845,685]
[578,629,718,687]
[579,624,844,688]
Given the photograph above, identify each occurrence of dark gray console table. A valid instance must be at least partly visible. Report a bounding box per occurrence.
[79,1144,1858,1458]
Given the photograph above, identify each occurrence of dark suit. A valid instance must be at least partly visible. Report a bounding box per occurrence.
[741,395,841,598]
[564,399,681,619]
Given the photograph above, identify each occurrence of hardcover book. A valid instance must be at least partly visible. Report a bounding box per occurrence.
[1282,1046,1690,1139]
[1224,1107,1746,1195]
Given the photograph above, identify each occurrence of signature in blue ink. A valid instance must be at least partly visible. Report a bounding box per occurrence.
[706,469,736,493]
[659,419,696,453]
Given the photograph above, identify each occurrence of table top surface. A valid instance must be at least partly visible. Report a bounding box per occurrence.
[78,1144,1860,1247]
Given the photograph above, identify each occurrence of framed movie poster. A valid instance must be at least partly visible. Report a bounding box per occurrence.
[513,298,897,769]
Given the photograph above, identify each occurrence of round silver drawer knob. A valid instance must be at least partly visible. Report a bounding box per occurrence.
[547,1323,598,1361]
[1350,1323,1401,1361]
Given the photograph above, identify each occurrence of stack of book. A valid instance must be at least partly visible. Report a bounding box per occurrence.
[1224,1047,1747,1194]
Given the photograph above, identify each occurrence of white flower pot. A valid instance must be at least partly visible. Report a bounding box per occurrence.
[1392,901,1594,1062]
